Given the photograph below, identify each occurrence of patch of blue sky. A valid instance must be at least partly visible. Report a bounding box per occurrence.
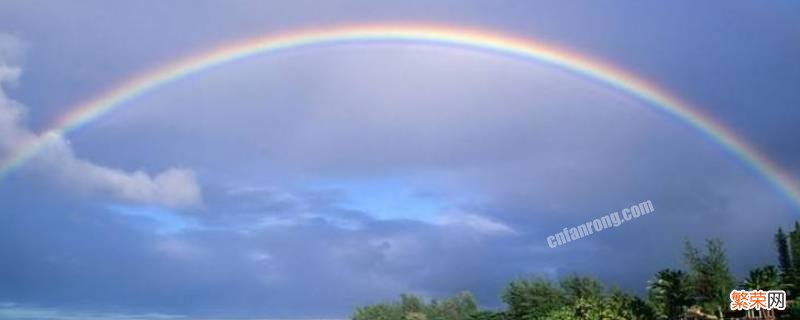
[106,203,198,234]
[305,174,473,222]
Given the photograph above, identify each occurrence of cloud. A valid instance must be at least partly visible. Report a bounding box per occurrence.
[437,212,516,235]
[43,40,796,298]
[0,7,798,318]
[0,182,523,318]
[36,139,202,208]
[0,36,201,208]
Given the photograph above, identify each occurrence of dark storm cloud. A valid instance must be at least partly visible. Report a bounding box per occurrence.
[0,177,524,318]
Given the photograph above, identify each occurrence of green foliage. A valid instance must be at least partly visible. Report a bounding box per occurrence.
[683,238,734,319]
[502,277,565,320]
[790,222,800,275]
[559,275,603,304]
[775,227,797,297]
[536,298,604,320]
[353,303,404,320]
[743,265,781,291]
[542,292,655,320]
[786,299,800,319]
[647,269,691,320]
[353,292,478,320]
[569,297,605,320]
[355,276,657,320]
[501,276,654,320]
[351,226,800,320]
[544,306,575,320]
[627,295,657,320]
[466,310,506,320]
[406,312,427,320]
[606,289,656,320]
[427,292,478,320]
[776,227,791,275]
[401,294,425,314]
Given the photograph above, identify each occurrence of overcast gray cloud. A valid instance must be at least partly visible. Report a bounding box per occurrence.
[0,1,798,319]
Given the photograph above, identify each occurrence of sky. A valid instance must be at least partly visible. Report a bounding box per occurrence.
[0,1,799,319]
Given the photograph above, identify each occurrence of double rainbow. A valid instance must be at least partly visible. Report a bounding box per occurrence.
[2,24,799,209]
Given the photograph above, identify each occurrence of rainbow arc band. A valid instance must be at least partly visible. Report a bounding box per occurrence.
[1,24,798,210]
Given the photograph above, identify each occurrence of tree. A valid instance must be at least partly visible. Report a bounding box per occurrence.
[467,310,506,320]
[502,277,565,320]
[648,269,692,320]
[775,227,796,297]
[743,265,780,291]
[627,295,657,320]
[598,291,635,320]
[406,312,427,320]
[776,227,791,276]
[683,238,735,320]
[353,303,404,320]
[350,221,800,320]
[790,223,800,285]
[605,289,656,320]
[543,290,655,320]
[427,292,478,320]
[401,294,425,315]
[571,297,605,320]
[353,293,479,320]
[742,266,781,319]
[559,275,604,304]
[540,297,604,320]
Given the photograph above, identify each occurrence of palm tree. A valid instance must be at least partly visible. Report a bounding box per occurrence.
[743,266,781,319]
[648,269,692,320]
[744,266,780,290]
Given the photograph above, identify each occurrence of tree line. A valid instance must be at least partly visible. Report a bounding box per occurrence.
[351,222,800,320]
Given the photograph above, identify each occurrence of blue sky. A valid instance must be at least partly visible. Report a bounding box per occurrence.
[0,1,799,319]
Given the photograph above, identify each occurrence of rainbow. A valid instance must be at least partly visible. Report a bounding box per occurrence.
[2,24,799,209]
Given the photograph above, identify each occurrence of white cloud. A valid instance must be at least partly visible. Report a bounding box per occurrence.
[438,212,516,235]
[30,136,201,207]
[0,35,201,208]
